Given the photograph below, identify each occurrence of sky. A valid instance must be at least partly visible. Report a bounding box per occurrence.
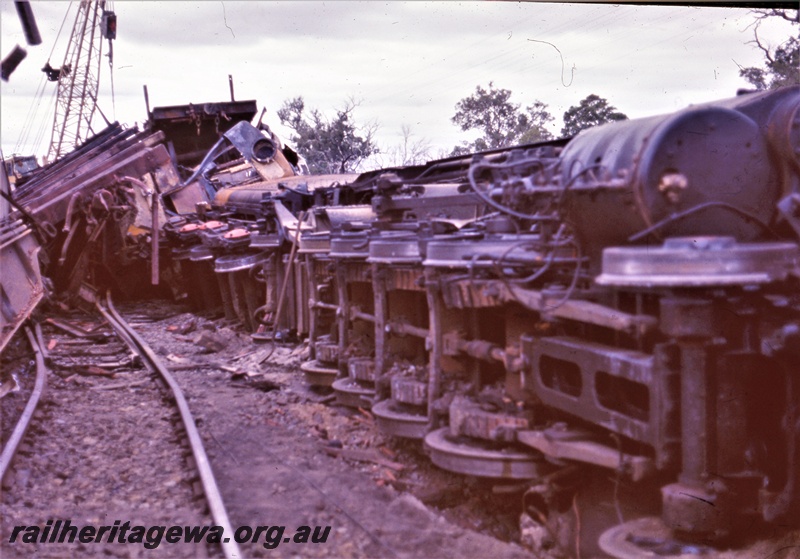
[1,1,797,167]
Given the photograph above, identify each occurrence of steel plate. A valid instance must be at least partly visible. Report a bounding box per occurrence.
[171,247,194,261]
[424,427,542,479]
[596,237,800,287]
[249,233,281,249]
[323,205,375,229]
[330,233,370,259]
[299,231,331,254]
[214,251,272,273]
[367,234,422,264]
[188,245,214,262]
[424,236,548,269]
[372,400,428,439]
[367,231,422,264]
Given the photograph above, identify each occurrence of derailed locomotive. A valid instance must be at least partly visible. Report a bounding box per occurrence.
[162,86,800,556]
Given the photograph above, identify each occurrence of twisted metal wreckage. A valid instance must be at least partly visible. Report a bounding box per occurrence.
[2,85,799,556]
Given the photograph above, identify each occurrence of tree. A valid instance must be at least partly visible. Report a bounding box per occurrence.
[383,124,432,167]
[518,100,555,144]
[276,97,378,174]
[561,94,628,137]
[450,82,553,153]
[738,9,799,90]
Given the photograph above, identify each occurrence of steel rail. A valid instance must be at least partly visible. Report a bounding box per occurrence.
[96,294,242,559]
[0,325,48,483]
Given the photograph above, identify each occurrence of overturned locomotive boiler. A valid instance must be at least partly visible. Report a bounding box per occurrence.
[431,85,800,553]
[166,86,800,556]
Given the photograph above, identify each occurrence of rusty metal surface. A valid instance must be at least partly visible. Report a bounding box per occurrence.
[525,336,658,444]
[371,399,428,439]
[516,428,654,482]
[390,374,428,406]
[559,87,799,247]
[299,359,339,387]
[147,99,258,168]
[348,357,376,382]
[424,427,543,480]
[448,395,531,443]
[597,236,800,287]
[0,221,44,353]
[5,85,800,552]
[0,145,44,352]
[6,123,183,301]
[332,377,374,409]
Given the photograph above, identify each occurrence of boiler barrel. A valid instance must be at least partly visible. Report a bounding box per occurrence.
[557,86,799,255]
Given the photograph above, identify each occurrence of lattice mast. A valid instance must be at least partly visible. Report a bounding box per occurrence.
[45,0,106,162]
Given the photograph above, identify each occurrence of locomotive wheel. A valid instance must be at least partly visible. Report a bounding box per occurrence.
[599,517,713,559]
[332,377,374,408]
[424,427,542,479]
[372,399,428,439]
[300,360,339,387]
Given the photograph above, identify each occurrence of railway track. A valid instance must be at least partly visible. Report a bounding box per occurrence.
[0,296,240,559]
[1,298,537,559]
[0,325,46,484]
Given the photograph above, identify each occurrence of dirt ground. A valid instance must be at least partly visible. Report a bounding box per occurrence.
[127,301,800,559]
[1,300,532,559]
[137,301,533,559]
[3,299,800,559]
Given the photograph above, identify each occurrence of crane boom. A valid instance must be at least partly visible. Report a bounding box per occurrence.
[45,0,106,162]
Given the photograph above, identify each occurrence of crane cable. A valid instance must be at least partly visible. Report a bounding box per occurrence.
[14,2,73,156]
[107,0,115,119]
[108,37,115,120]
[14,74,47,153]
[31,87,58,156]
[46,1,74,64]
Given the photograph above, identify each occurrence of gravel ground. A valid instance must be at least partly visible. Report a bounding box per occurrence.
[3,299,799,559]
[0,312,214,558]
[130,300,531,559]
[1,332,37,449]
[1,301,531,559]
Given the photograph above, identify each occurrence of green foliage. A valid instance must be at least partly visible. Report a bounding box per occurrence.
[561,94,627,137]
[450,82,553,154]
[739,9,799,90]
[448,144,474,157]
[518,101,555,144]
[276,97,378,174]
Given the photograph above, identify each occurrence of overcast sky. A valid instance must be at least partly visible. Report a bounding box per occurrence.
[1,1,796,166]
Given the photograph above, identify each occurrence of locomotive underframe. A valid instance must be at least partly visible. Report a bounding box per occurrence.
[7,86,799,557]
